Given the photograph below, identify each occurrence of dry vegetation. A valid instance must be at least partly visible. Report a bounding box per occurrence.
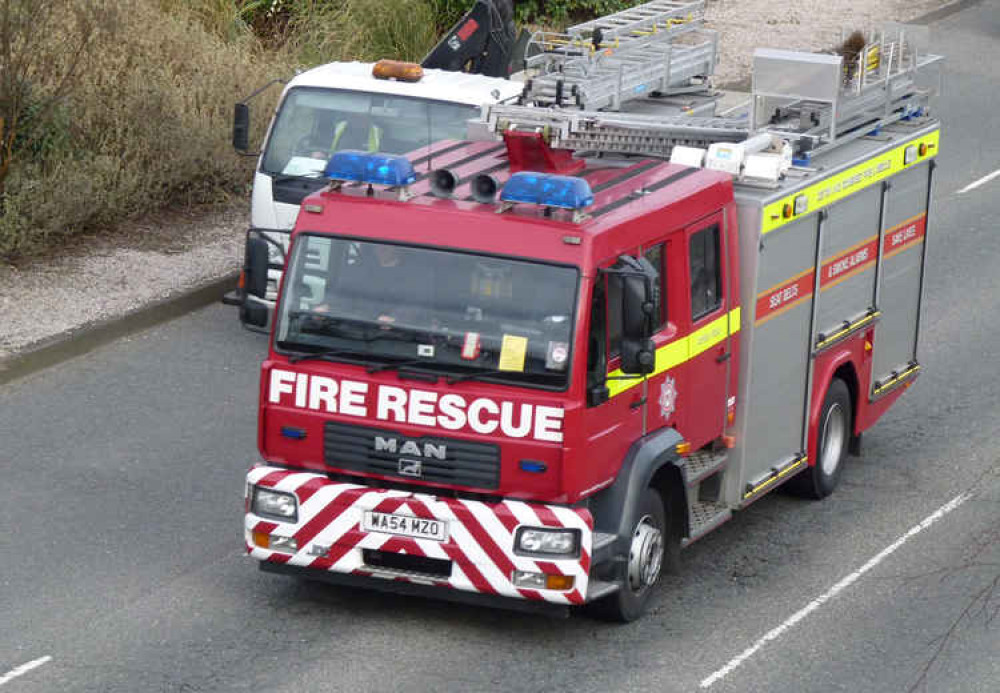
[0,0,632,261]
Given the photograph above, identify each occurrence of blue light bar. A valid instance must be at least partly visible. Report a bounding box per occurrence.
[324,150,416,187]
[500,172,594,210]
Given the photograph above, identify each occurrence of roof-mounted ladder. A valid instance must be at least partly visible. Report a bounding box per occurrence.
[521,0,717,111]
[491,24,941,165]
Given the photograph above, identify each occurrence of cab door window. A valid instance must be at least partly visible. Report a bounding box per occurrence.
[689,225,722,320]
[644,243,667,331]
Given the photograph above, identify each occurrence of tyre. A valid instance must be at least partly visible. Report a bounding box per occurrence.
[789,378,852,499]
[592,487,671,622]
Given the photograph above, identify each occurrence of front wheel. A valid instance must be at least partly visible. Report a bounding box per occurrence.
[592,487,671,622]
[789,378,852,499]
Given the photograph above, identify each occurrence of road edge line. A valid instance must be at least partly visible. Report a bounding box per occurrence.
[0,656,53,687]
[698,492,971,689]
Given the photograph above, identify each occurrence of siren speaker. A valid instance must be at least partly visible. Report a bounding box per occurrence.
[471,174,499,204]
[429,168,457,198]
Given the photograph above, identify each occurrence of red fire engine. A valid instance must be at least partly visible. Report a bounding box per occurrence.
[240,6,942,620]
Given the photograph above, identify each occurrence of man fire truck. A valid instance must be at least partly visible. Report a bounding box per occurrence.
[224,0,523,325]
[240,1,941,621]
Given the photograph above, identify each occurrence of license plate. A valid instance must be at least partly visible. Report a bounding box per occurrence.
[363,511,449,542]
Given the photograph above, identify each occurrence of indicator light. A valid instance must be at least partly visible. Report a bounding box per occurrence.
[281,427,307,440]
[676,441,691,455]
[782,203,793,218]
[324,151,416,187]
[518,460,547,473]
[500,172,594,210]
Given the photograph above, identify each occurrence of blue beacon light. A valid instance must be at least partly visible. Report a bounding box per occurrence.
[500,172,594,210]
[324,150,417,187]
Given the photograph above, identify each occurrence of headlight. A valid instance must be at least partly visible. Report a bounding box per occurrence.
[252,486,298,522]
[514,526,581,557]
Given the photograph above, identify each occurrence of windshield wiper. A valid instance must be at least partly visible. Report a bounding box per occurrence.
[445,368,511,385]
[445,368,562,385]
[269,172,325,185]
[286,348,369,365]
[366,358,436,374]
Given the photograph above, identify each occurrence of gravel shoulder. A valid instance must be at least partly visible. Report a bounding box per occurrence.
[0,0,953,363]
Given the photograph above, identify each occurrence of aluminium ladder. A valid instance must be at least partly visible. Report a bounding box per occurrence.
[492,24,941,163]
[521,0,718,111]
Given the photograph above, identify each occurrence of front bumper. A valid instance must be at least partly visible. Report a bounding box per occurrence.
[245,466,593,607]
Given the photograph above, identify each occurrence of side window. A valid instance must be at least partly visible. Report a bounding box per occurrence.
[607,273,622,358]
[587,281,609,391]
[690,225,722,320]
[643,243,667,331]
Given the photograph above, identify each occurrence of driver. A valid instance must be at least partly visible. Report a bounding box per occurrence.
[313,244,433,326]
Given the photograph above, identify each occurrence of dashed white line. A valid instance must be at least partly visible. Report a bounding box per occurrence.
[957,168,1000,194]
[699,492,971,689]
[0,656,52,687]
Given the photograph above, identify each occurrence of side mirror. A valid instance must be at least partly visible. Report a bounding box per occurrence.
[245,234,270,300]
[613,255,657,375]
[233,103,250,152]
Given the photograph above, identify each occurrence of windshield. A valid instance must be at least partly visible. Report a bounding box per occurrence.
[275,235,579,389]
[261,87,479,178]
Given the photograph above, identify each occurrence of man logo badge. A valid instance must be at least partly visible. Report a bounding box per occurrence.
[398,458,423,477]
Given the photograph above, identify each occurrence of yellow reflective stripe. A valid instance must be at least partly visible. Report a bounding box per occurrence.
[689,313,729,358]
[368,123,382,152]
[762,129,940,235]
[729,306,741,333]
[606,307,741,398]
[331,120,348,151]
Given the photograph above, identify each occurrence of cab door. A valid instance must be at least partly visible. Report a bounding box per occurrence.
[648,213,731,450]
[579,262,647,494]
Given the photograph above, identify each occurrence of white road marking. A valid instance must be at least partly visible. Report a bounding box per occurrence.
[699,492,971,689]
[0,656,53,687]
[957,168,1000,194]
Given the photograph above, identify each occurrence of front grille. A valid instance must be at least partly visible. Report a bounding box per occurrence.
[362,549,452,578]
[324,422,501,490]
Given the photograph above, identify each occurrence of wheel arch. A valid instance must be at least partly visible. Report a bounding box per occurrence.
[589,427,688,550]
[809,350,860,466]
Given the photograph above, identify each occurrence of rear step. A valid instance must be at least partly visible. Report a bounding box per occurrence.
[681,449,729,487]
[682,501,731,548]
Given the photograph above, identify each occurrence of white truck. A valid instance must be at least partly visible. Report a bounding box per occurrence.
[225,0,523,323]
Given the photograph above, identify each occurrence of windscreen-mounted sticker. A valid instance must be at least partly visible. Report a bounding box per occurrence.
[498,334,528,372]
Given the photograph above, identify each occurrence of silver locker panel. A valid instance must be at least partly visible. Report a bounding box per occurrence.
[815,185,881,339]
[871,163,931,390]
[741,215,818,486]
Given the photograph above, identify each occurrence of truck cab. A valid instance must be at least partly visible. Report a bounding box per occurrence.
[230,61,523,316]
[243,142,742,620]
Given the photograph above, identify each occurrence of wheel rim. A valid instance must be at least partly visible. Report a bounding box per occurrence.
[820,402,846,476]
[627,515,663,592]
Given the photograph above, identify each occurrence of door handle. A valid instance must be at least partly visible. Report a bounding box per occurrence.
[630,397,647,410]
[716,351,731,363]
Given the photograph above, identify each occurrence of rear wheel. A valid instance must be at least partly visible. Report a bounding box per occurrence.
[592,487,670,622]
[789,378,852,499]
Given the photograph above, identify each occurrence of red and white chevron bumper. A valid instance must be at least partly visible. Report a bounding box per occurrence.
[245,466,593,605]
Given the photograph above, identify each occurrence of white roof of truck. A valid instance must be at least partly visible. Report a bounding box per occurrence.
[287,61,523,106]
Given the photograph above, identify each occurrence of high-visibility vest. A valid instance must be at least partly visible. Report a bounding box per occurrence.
[331,120,382,152]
